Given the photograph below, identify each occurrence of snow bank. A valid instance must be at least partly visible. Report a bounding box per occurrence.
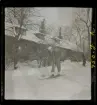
[5,60,91,100]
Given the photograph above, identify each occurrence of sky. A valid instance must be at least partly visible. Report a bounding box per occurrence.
[36,7,73,26]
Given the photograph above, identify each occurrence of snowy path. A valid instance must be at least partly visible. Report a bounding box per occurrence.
[5,61,91,100]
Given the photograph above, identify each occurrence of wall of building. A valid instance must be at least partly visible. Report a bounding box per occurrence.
[5,35,83,67]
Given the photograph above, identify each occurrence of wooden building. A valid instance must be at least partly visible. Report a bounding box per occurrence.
[5,22,83,68]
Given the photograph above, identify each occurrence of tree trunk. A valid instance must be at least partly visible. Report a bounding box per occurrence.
[82,40,86,66]
[82,53,86,66]
[13,36,19,69]
[87,26,91,61]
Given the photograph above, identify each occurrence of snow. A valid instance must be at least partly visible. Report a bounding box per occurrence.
[39,35,83,52]
[5,22,26,29]
[5,60,91,100]
[5,22,42,43]
[22,31,41,43]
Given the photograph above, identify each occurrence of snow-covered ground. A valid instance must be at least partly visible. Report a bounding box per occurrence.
[5,60,91,100]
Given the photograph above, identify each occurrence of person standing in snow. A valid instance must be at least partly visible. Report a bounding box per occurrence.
[47,43,61,77]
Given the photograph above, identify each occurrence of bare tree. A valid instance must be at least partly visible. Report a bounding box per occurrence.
[61,26,72,41]
[75,8,92,55]
[45,24,55,35]
[72,18,86,50]
[72,8,92,63]
[5,7,42,69]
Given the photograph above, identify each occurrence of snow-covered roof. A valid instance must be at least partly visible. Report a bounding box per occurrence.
[22,31,41,43]
[5,30,42,43]
[27,31,83,52]
[34,32,48,36]
[5,29,15,37]
[5,23,42,43]
[5,22,83,52]
[59,40,83,52]
[38,35,83,52]
[5,22,26,30]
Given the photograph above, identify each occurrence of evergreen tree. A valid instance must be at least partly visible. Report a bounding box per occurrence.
[58,27,62,39]
[39,19,46,34]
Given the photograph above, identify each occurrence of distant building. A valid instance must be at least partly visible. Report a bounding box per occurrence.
[5,21,83,64]
[5,22,45,61]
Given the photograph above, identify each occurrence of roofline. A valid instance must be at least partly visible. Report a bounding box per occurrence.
[5,23,27,29]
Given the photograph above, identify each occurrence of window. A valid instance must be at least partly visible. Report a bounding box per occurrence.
[15,27,19,34]
[21,29,26,36]
[25,44,27,48]
[15,27,26,36]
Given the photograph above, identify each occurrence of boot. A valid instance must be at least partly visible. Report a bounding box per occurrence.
[50,72,55,77]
